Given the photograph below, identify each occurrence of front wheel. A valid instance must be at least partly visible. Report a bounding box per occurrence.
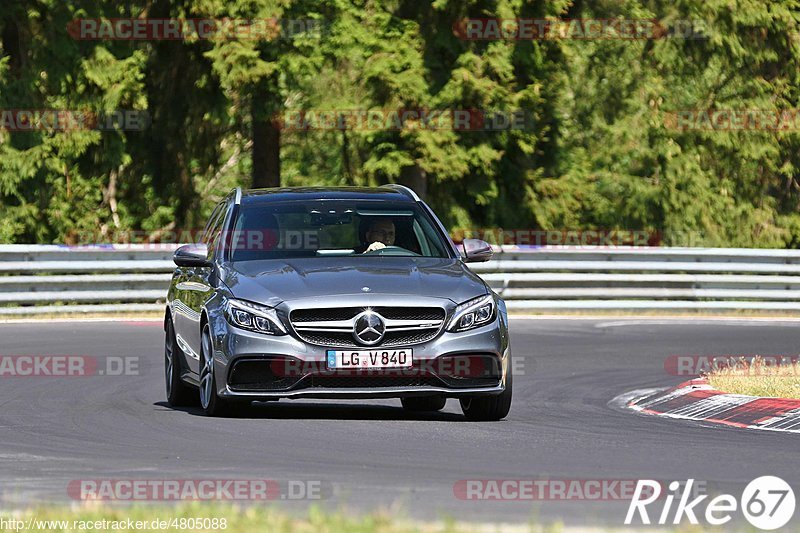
[460,365,512,421]
[165,317,197,407]
[199,324,233,417]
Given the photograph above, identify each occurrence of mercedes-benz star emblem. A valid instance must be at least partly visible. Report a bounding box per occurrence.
[361,286,371,292]
[353,311,386,345]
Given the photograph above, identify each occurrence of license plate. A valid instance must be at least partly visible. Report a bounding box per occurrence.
[326,349,413,369]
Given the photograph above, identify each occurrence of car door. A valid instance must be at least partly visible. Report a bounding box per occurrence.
[173,201,225,373]
[182,200,229,371]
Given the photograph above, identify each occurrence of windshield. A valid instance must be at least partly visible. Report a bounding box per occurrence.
[230,201,453,261]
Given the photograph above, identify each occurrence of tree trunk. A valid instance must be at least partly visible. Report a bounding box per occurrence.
[2,14,24,76]
[252,97,281,189]
[399,164,427,200]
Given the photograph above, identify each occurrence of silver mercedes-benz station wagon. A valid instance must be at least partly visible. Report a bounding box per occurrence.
[165,185,512,420]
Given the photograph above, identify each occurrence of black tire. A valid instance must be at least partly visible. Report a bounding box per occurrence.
[199,324,234,417]
[401,396,447,412]
[165,317,198,407]
[459,365,513,421]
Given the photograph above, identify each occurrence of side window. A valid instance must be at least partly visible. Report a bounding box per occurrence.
[201,203,225,245]
[204,201,228,261]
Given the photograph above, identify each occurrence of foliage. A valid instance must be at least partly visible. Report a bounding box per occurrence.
[1,0,800,247]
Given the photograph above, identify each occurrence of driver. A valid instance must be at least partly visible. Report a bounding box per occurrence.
[361,218,396,253]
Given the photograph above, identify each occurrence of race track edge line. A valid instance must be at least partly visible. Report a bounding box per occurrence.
[611,378,800,434]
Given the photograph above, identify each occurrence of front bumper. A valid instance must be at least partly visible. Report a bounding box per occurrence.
[224,383,506,400]
[209,314,510,400]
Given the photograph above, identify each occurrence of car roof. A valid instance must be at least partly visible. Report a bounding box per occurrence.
[239,186,418,205]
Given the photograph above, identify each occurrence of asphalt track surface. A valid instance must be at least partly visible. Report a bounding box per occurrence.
[0,318,798,527]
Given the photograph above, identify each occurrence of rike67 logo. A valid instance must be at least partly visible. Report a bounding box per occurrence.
[625,476,795,530]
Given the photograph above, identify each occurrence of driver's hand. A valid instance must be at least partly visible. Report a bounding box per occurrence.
[364,242,386,253]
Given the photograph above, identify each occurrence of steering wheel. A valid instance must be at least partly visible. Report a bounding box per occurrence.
[362,245,420,256]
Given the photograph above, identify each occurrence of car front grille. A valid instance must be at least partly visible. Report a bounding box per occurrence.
[291,308,361,323]
[289,306,446,348]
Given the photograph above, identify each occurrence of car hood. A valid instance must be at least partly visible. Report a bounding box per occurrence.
[224,257,488,306]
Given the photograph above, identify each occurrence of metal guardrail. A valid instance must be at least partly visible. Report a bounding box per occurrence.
[2,244,800,314]
[0,245,176,315]
[472,247,800,311]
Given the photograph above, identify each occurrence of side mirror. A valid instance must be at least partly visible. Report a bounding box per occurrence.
[173,243,211,268]
[462,239,493,263]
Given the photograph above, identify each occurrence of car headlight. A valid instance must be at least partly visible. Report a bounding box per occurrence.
[225,299,287,335]
[447,294,496,332]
